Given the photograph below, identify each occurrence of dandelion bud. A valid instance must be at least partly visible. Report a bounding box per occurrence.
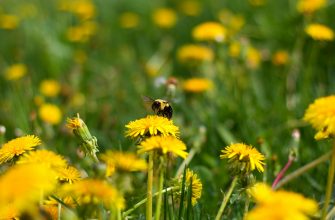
[67,115,99,161]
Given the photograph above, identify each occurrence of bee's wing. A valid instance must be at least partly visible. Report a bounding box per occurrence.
[142,95,154,111]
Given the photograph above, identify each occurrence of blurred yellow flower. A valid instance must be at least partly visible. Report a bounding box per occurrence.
[272,50,289,66]
[0,135,41,164]
[125,115,180,138]
[0,164,57,215]
[192,22,226,42]
[246,47,262,69]
[179,0,202,16]
[246,183,318,220]
[297,0,326,14]
[220,143,265,173]
[138,135,188,159]
[183,78,213,93]
[305,23,334,41]
[177,44,214,63]
[56,166,81,184]
[39,79,61,97]
[229,41,241,58]
[100,151,147,175]
[66,21,98,43]
[177,169,202,205]
[218,10,245,35]
[59,0,95,20]
[152,8,177,29]
[34,95,45,106]
[4,63,27,81]
[18,149,68,170]
[70,92,86,107]
[249,0,267,6]
[0,14,19,30]
[119,12,140,29]
[61,179,125,210]
[42,205,58,220]
[39,103,62,125]
[303,95,335,140]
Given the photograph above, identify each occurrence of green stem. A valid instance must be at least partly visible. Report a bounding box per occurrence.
[57,203,61,220]
[147,152,154,220]
[322,141,335,220]
[215,176,238,220]
[274,151,332,189]
[122,186,177,218]
[155,166,165,220]
[175,148,198,177]
[244,195,250,217]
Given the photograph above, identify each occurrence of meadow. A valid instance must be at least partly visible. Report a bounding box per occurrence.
[0,0,334,219]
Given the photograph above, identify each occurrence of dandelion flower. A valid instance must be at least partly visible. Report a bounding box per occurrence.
[66,21,98,43]
[297,0,326,14]
[39,103,62,125]
[220,143,265,173]
[192,22,226,42]
[138,135,188,159]
[125,115,180,138]
[39,79,61,97]
[119,12,140,29]
[177,169,202,205]
[18,149,68,170]
[60,179,125,210]
[183,78,213,93]
[56,166,81,184]
[303,95,335,140]
[4,63,27,81]
[272,50,289,66]
[177,44,214,64]
[245,183,318,220]
[0,14,19,30]
[246,47,262,69]
[0,164,57,214]
[305,23,334,41]
[100,151,147,175]
[178,0,202,16]
[152,8,177,29]
[67,117,84,129]
[0,135,41,164]
[59,0,96,20]
[229,41,241,58]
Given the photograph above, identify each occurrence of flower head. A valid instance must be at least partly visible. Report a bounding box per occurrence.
[183,78,213,93]
[152,8,177,28]
[39,79,61,97]
[138,135,188,159]
[246,47,262,69]
[192,22,226,42]
[305,23,334,41]
[56,166,81,184]
[0,135,41,164]
[67,117,84,129]
[297,0,326,14]
[303,95,335,140]
[272,50,289,66]
[178,0,202,16]
[0,14,20,30]
[245,183,318,220]
[0,164,57,215]
[60,179,125,210]
[66,21,97,43]
[17,149,68,170]
[177,169,202,205]
[4,63,27,81]
[39,104,62,125]
[58,0,96,20]
[119,12,140,29]
[220,143,265,174]
[100,151,147,175]
[177,44,214,64]
[125,115,180,138]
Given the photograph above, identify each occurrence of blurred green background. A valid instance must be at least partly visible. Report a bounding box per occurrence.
[0,0,334,217]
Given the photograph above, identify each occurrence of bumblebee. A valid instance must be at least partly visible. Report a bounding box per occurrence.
[143,96,173,119]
